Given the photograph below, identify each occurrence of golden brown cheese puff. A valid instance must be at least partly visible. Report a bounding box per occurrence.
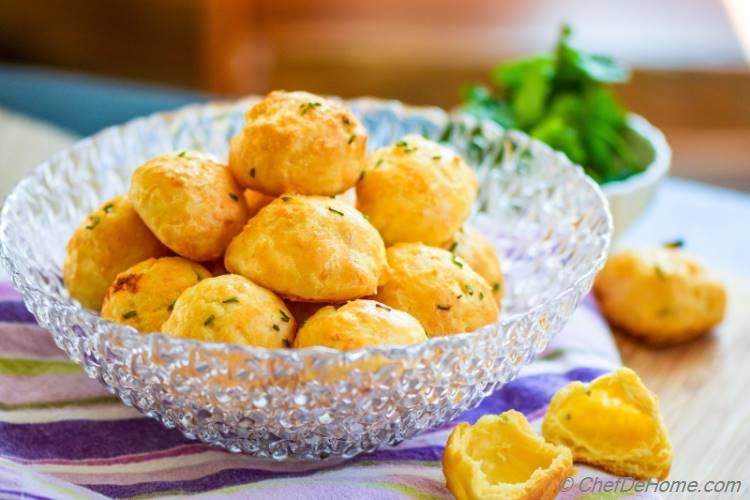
[129,151,248,261]
[101,257,210,333]
[225,195,387,302]
[293,300,427,350]
[542,368,672,480]
[229,91,367,196]
[442,226,504,305]
[375,243,498,336]
[594,247,726,346]
[356,135,478,246]
[162,274,295,348]
[63,196,171,311]
[242,189,274,218]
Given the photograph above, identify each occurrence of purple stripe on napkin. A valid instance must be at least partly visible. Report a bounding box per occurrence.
[0,368,603,462]
[0,301,35,324]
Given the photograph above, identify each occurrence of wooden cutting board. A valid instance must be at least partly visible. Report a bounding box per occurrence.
[617,273,750,495]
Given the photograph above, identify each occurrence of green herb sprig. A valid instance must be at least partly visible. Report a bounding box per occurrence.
[460,25,649,184]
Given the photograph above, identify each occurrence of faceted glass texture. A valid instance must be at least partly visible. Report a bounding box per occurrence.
[0,97,612,461]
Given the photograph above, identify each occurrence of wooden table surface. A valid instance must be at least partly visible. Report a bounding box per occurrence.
[616,181,750,497]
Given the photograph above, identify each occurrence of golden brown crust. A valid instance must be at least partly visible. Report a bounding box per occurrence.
[129,151,248,261]
[162,274,295,348]
[229,91,367,196]
[542,368,672,480]
[594,247,726,346]
[375,243,498,336]
[101,257,211,333]
[356,134,477,246]
[293,299,427,350]
[442,226,504,306]
[63,195,171,311]
[225,195,387,302]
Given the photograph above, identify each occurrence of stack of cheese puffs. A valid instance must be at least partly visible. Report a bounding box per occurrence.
[63,91,505,350]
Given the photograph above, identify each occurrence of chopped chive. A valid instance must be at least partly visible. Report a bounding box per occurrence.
[178,151,187,158]
[222,296,239,304]
[122,310,137,319]
[395,140,417,153]
[229,192,239,201]
[499,414,509,423]
[479,292,485,300]
[281,195,292,202]
[465,283,474,296]
[492,282,502,292]
[374,159,384,168]
[348,134,357,144]
[432,155,442,161]
[448,242,458,253]
[585,389,592,396]
[451,255,463,269]
[341,116,351,125]
[328,207,345,216]
[299,101,322,115]
[272,324,280,331]
[195,270,203,282]
[250,167,256,178]
[456,294,463,299]
[436,304,451,311]
[282,338,292,348]
[565,413,572,421]
[103,204,114,214]
[280,309,290,322]
[204,314,215,326]
[358,170,366,182]
[374,303,391,311]
[85,215,101,230]
[654,266,667,280]
[167,302,175,312]
[664,239,684,249]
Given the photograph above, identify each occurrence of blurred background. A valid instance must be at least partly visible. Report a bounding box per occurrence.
[1,0,748,190]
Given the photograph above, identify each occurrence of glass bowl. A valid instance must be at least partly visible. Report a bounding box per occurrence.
[0,97,612,461]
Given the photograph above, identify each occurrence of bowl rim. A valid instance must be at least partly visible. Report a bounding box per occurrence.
[0,96,613,363]
[600,113,672,196]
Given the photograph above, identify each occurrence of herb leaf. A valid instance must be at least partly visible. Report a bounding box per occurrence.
[461,25,646,184]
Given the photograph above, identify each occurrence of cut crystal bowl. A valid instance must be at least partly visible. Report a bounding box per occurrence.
[0,97,612,461]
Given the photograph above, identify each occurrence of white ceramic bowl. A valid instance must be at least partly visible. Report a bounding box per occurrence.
[602,114,671,240]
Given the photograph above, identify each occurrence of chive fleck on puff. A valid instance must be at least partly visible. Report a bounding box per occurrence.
[162,274,295,348]
[229,90,368,196]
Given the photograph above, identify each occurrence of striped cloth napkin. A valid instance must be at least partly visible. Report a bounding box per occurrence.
[0,281,657,499]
